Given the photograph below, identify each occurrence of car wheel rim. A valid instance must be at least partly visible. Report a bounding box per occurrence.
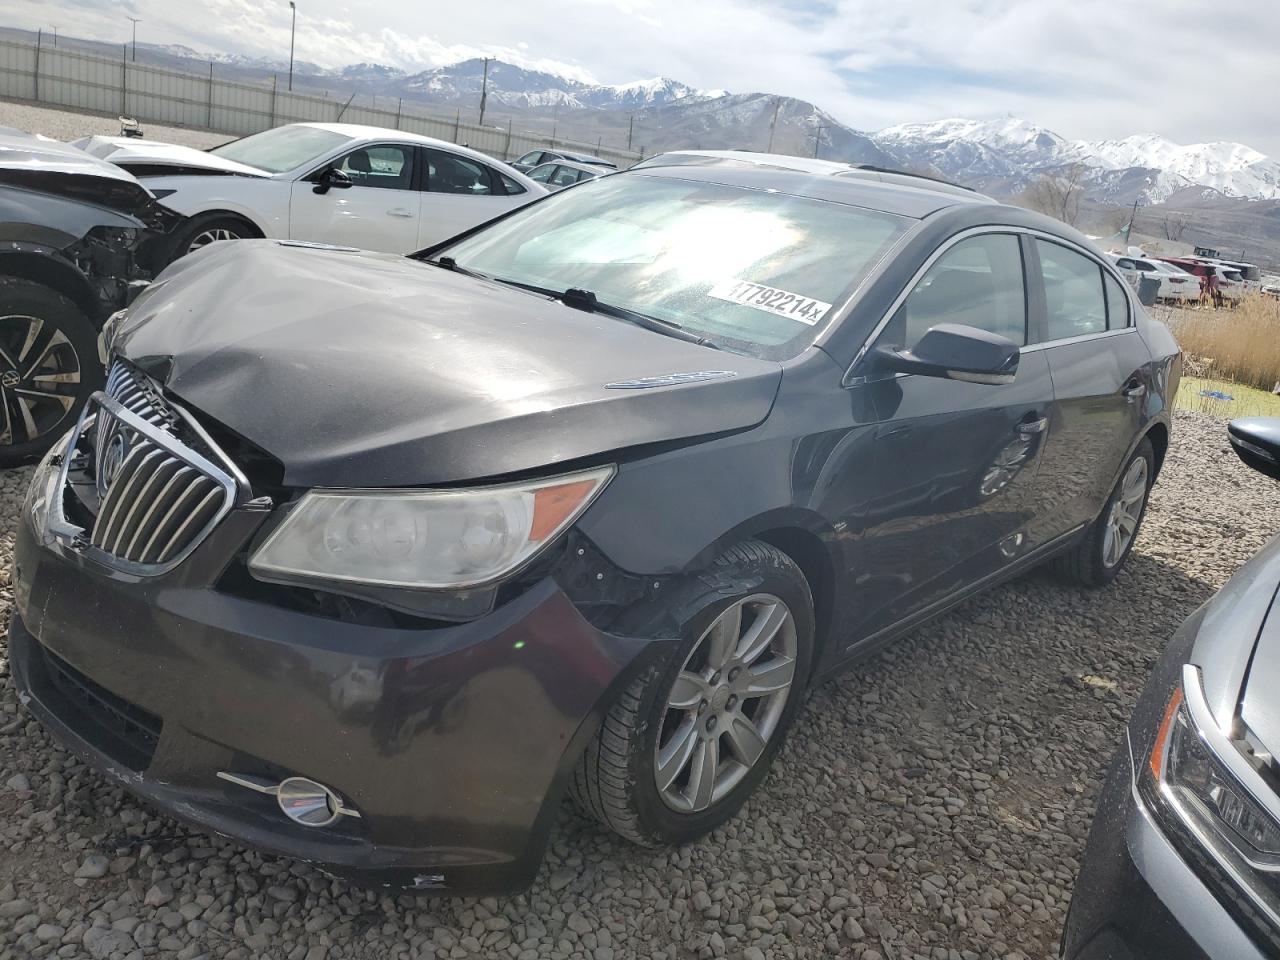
[187,227,241,253]
[1102,458,1148,568]
[0,314,81,448]
[654,593,798,814]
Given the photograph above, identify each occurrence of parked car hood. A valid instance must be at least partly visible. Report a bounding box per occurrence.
[0,129,159,215]
[114,241,783,488]
[70,135,269,178]
[1191,534,1280,756]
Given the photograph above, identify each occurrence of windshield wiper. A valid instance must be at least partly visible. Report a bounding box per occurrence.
[427,256,492,282]
[488,280,718,349]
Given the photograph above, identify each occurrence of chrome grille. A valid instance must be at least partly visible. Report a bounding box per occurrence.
[55,361,242,571]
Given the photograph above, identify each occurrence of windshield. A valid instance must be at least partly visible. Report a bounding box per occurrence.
[435,173,912,358]
[210,126,353,173]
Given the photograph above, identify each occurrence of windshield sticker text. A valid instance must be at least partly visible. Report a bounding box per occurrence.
[707,279,833,326]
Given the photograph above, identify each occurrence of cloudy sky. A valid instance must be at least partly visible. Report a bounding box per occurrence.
[11,0,1280,153]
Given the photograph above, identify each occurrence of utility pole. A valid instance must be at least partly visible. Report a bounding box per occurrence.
[478,56,489,126]
[127,17,141,61]
[51,26,57,47]
[767,97,780,152]
[627,114,634,151]
[287,2,297,91]
[812,123,825,159]
[1123,198,1139,244]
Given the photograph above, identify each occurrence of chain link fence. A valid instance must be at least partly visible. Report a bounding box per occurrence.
[0,37,644,168]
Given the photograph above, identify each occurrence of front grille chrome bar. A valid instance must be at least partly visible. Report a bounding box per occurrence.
[51,389,244,575]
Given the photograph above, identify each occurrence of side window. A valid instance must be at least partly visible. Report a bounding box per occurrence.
[527,164,556,183]
[499,174,527,196]
[550,166,581,187]
[1104,272,1130,328]
[880,234,1027,350]
[426,150,494,195]
[1036,240,1107,340]
[335,144,413,190]
[1115,258,1135,270]
[1135,261,1155,272]
[517,151,542,166]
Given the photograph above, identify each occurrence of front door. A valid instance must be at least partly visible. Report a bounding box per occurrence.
[840,232,1057,643]
[1032,238,1150,533]
[289,143,421,252]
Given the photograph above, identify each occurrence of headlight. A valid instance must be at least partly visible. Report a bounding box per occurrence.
[248,466,614,590]
[1151,688,1280,869]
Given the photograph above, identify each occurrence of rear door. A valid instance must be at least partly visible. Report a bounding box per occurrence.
[844,231,1057,641]
[417,148,529,247]
[288,142,421,252]
[1030,237,1151,536]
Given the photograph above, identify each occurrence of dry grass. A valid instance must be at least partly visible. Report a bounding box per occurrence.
[1173,294,1280,392]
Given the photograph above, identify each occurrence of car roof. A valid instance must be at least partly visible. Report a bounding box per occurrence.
[535,160,604,176]
[637,149,983,200]
[293,122,526,173]
[628,162,992,219]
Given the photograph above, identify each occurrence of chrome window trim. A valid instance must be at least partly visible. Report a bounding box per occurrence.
[297,140,419,186]
[48,390,245,577]
[1020,327,1139,353]
[844,224,1133,386]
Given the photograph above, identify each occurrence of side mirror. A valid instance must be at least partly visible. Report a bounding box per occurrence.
[871,323,1020,385]
[1228,418,1280,480]
[312,167,353,195]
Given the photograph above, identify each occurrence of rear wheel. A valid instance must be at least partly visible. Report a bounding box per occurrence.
[1052,437,1154,586]
[571,541,814,846]
[0,278,101,468]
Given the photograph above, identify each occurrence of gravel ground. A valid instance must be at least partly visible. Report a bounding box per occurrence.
[0,410,1273,960]
[0,100,230,149]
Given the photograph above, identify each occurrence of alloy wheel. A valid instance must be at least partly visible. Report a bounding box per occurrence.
[187,227,242,254]
[1102,457,1148,568]
[0,314,82,447]
[655,594,798,813]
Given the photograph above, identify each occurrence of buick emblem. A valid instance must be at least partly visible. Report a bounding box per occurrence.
[0,370,18,389]
[99,433,129,492]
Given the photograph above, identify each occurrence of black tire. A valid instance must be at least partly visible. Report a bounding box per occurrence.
[571,540,815,846]
[1052,437,1154,587]
[168,213,257,264]
[0,277,102,469]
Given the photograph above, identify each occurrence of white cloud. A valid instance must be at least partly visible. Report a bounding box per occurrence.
[10,0,1280,155]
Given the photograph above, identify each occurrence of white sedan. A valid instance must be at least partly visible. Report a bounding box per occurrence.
[1106,253,1200,303]
[72,123,547,260]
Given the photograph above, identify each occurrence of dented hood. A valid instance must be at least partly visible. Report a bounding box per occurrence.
[113,241,782,487]
[0,129,158,215]
[71,135,270,178]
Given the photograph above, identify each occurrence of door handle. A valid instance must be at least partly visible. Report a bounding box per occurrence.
[1123,382,1147,401]
[1016,417,1048,438]
[386,208,414,218]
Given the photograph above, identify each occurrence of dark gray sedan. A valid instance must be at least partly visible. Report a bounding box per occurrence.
[11,160,1179,894]
[1064,418,1280,959]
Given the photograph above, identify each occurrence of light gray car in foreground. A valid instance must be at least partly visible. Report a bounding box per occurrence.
[1064,417,1280,958]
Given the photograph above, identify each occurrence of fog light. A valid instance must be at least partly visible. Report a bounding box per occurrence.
[277,777,344,827]
[217,771,361,828]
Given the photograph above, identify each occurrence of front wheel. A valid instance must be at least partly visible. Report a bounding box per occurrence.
[169,214,256,263]
[0,278,102,468]
[571,541,814,846]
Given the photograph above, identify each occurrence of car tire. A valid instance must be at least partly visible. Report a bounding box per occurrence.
[571,540,815,846]
[1052,436,1154,587]
[0,277,102,469]
[170,214,257,262]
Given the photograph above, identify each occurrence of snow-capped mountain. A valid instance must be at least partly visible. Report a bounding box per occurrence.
[1067,135,1280,200]
[399,59,718,111]
[874,117,1068,178]
[869,117,1280,203]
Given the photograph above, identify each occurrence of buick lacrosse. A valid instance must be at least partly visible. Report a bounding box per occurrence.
[11,160,1180,893]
